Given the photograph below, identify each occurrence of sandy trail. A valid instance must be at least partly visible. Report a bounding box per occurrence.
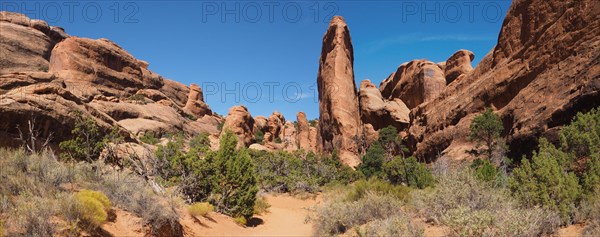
[182,194,320,236]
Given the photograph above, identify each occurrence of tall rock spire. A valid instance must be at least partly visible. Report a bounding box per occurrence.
[317,16,362,167]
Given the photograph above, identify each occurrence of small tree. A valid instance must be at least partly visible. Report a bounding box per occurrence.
[212,130,258,221]
[470,158,499,183]
[559,107,600,158]
[469,108,504,159]
[59,113,106,162]
[378,126,403,160]
[358,141,385,179]
[583,154,600,199]
[383,156,434,189]
[508,138,582,223]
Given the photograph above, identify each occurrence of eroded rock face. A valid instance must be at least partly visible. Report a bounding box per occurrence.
[359,79,410,131]
[317,16,362,167]
[296,112,312,151]
[267,112,285,142]
[0,12,217,149]
[408,0,600,161]
[379,60,446,109]
[444,50,474,84]
[0,12,68,74]
[221,106,255,147]
[309,125,319,153]
[183,84,212,118]
[282,121,298,152]
[253,116,268,134]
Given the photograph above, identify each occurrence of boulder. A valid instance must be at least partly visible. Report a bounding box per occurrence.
[253,115,268,134]
[249,143,272,152]
[444,49,474,84]
[183,83,212,117]
[379,60,446,109]
[359,79,410,130]
[221,105,255,147]
[267,111,285,142]
[317,16,363,167]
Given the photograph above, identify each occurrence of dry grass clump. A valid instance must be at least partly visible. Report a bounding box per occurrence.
[580,197,600,236]
[253,195,270,215]
[311,192,406,236]
[89,167,181,235]
[188,202,214,218]
[412,170,561,237]
[361,215,424,237]
[0,148,181,236]
[233,216,247,226]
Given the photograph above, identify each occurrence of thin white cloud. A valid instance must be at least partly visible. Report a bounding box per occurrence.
[366,33,495,52]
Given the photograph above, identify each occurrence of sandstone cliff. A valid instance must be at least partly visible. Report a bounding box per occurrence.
[407,0,600,161]
[0,12,219,149]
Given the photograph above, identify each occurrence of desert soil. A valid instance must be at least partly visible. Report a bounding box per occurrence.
[181,193,321,236]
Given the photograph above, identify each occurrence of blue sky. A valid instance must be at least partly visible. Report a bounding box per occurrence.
[3,1,512,121]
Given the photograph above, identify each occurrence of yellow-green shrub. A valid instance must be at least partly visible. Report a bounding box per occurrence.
[75,190,111,227]
[233,216,247,226]
[253,196,271,215]
[188,202,214,218]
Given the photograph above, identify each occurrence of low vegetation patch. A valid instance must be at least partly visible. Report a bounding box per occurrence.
[74,189,112,227]
[253,195,271,215]
[188,202,214,218]
[412,170,561,237]
[311,192,411,236]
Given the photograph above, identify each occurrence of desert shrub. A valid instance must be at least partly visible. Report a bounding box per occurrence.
[508,139,582,223]
[177,155,215,202]
[233,216,247,226]
[140,131,159,145]
[189,132,210,151]
[211,130,258,220]
[358,141,385,179]
[559,107,600,158]
[154,137,186,184]
[378,126,405,159]
[581,197,600,236]
[312,192,403,236]
[59,112,107,162]
[0,149,73,197]
[188,202,214,218]
[470,158,499,183]
[251,149,359,194]
[75,189,111,227]
[346,178,411,202]
[413,170,561,237]
[470,107,504,159]
[253,195,271,215]
[254,130,264,144]
[16,198,57,237]
[383,156,434,188]
[582,154,600,199]
[362,215,424,237]
[88,164,181,235]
